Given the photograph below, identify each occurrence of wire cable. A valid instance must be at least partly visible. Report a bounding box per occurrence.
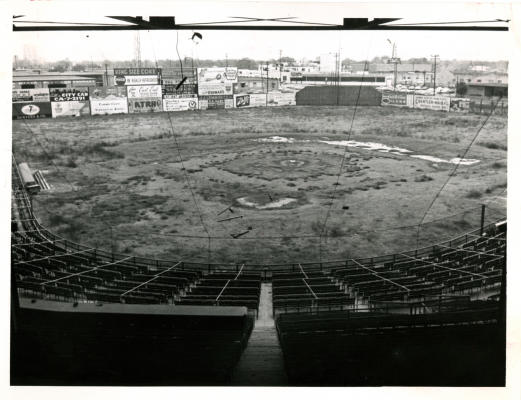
[415,95,504,247]
[318,33,373,260]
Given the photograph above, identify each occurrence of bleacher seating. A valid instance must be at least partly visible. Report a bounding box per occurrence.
[176,270,262,311]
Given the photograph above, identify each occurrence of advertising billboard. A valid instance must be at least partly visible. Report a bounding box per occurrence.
[89,86,127,99]
[12,88,50,103]
[12,102,52,119]
[162,83,198,96]
[113,68,162,86]
[162,96,198,112]
[198,95,234,110]
[381,92,408,107]
[128,98,163,113]
[51,101,90,117]
[114,68,162,76]
[267,92,296,106]
[197,67,238,96]
[114,75,160,86]
[235,93,267,108]
[126,85,162,99]
[88,86,128,115]
[90,99,128,115]
[413,95,450,111]
[50,88,89,102]
[450,98,470,113]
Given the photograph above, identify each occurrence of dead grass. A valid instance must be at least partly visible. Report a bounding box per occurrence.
[14,106,507,263]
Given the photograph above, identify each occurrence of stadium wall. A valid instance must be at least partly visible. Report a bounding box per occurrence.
[295,86,382,106]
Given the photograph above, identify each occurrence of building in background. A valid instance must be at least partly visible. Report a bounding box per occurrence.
[466,82,508,98]
[12,71,99,89]
[290,71,385,86]
[453,69,508,85]
[347,63,434,87]
[319,53,338,73]
[235,75,280,93]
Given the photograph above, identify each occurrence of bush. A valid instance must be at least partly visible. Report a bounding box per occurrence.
[466,190,482,199]
[414,175,434,182]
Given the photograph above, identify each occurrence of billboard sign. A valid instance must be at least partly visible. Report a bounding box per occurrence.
[91,99,128,115]
[128,98,162,113]
[51,101,90,117]
[114,75,160,86]
[50,88,89,102]
[126,85,162,99]
[235,93,267,108]
[114,68,162,76]
[198,95,234,110]
[162,96,198,112]
[12,88,50,103]
[197,67,238,96]
[267,92,296,106]
[89,86,127,99]
[381,92,408,107]
[162,83,198,95]
[12,102,52,119]
[450,98,470,113]
[413,95,450,111]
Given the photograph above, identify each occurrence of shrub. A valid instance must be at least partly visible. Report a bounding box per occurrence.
[466,190,482,199]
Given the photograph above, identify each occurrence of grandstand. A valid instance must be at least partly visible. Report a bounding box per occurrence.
[10,153,506,385]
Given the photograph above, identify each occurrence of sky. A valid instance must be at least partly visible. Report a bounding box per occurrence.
[14,29,510,64]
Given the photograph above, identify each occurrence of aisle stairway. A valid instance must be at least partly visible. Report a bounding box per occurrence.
[231,283,288,386]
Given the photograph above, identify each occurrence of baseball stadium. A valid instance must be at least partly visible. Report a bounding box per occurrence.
[10,14,508,387]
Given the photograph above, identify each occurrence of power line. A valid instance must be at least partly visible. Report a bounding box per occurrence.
[318,33,374,261]
[415,95,504,247]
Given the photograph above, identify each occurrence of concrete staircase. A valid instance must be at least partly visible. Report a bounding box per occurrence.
[231,283,288,386]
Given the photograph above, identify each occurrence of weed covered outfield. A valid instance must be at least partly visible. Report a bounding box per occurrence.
[12,106,507,264]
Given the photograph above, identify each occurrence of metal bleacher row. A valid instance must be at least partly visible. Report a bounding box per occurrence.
[11,156,506,315]
[326,230,505,302]
[271,264,354,313]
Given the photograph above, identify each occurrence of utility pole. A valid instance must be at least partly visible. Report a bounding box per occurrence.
[265,61,269,107]
[134,31,142,68]
[104,63,108,86]
[336,52,340,105]
[431,54,439,96]
[387,39,400,91]
[279,49,282,83]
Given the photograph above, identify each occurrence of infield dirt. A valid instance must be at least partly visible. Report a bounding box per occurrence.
[13,105,507,264]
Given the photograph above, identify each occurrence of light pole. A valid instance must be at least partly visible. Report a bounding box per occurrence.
[431,54,439,96]
[387,39,400,91]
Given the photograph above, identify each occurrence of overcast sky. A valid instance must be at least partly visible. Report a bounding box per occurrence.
[14,29,510,63]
